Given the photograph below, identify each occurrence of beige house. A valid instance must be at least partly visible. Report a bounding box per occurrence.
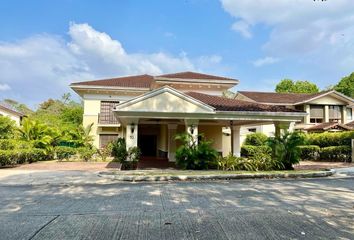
[0,102,25,126]
[71,72,306,163]
[235,90,354,137]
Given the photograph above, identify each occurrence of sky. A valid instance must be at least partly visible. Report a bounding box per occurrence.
[1,0,354,108]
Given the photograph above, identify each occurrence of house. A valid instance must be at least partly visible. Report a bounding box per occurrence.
[70,72,306,162]
[235,90,354,137]
[0,102,25,126]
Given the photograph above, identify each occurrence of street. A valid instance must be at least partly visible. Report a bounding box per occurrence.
[0,177,353,239]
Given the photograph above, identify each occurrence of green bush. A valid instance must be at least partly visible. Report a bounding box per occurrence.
[111,138,128,163]
[241,145,271,157]
[244,132,268,146]
[319,146,352,162]
[217,153,254,171]
[77,147,97,161]
[297,145,321,161]
[97,143,113,161]
[54,146,77,160]
[0,148,49,166]
[306,131,354,147]
[175,133,218,170]
[0,139,33,150]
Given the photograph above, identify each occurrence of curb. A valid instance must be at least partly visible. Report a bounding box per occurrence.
[98,170,335,182]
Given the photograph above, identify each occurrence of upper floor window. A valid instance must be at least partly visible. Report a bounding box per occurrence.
[99,101,120,124]
[310,105,323,123]
[347,108,353,121]
[329,105,342,123]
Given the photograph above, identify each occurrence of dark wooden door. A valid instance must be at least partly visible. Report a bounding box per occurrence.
[138,135,157,157]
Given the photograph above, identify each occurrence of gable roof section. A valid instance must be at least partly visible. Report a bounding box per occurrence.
[237,90,354,105]
[186,92,302,113]
[156,71,238,82]
[0,102,25,116]
[306,122,352,131]
[346,120,354,128]
[71,74,154,89]
[114,86,215,113]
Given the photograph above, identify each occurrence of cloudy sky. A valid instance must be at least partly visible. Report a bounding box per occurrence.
[1,0,354,108]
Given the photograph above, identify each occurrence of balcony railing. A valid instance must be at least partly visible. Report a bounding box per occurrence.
[98,113,119,125]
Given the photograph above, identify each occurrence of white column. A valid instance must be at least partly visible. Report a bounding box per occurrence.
[167,124,177,162]
[274,122,291,137]
[126,123,138,151]
[324,105,329,122]
[342,106,347,124]
[232,125,241,157]
[304,104,311,124]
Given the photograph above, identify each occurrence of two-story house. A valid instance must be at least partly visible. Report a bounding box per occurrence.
[70,72,306,164]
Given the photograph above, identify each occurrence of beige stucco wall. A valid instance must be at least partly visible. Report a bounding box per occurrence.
[158,124,168,152]
[308,95,347,105]
[0,108,21,126]
[119,92,211,113]
[199,125,223,153]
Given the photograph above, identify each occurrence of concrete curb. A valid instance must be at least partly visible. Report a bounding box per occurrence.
[98,170,335,182]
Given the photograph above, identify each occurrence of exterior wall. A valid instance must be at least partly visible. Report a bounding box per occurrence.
[308,95,348,105]
[158,124,168,154]
[199,125,223,153]
[222,128,231,156]
[0,108,21,126]
[240,124,275,144]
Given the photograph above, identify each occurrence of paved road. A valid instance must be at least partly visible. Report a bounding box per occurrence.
[0,178,353,240]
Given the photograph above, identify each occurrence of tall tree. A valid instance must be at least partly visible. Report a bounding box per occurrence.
[0,116,17,139]
[275,79,319,94]
[335,72,354,98]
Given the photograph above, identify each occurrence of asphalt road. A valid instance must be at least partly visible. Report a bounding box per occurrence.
[0,177,353,239]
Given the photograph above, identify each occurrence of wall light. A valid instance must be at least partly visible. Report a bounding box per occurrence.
[131,123,135,134]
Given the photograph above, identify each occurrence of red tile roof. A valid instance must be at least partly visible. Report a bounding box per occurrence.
[306,122,352,131]
[71,74,154,88]
[346,120,354,128]
[237,91,331,104]
[186,92,302,112]
[157,71,238,81]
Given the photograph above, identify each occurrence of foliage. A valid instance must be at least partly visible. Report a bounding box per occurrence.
[334,72,354,98]
[275,79,319,94]
[244,132,268,146]
[0,139,33,150]
[0,116,17,139]
[222,90,236,99]
[305,131,354,147]
[241,145,271,158]
[127,146,141,162]
[54,146,77,160]
[175,133,218,170]
[267,131,305,170]
[319,146,352,162]
[64,123,94,148]
[217,153,253,171]
[111,137,128,163]
[98,143,113,161]
[297,145,320,161]
[0,148,49,166]
[2,99,33,115]
[77,147,97,162]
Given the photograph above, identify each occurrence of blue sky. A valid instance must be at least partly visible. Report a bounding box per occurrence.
[1,0,354,108]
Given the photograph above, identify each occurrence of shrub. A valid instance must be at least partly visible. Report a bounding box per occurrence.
[319,146,352,162]
[0,148,49,166]
[175,133,218,170]
[217,153,254,171]
[54,146,77,160]
[0,139,33,150]
[97,143,113,161]
[111,138,128,163]
[297,145,321,161]
[0,150,17,166]
[241,145,271,158]
[0,116,16,139]
[248,153,284,171]
[268,131,305,170]
[306,131,354,147]
[244,132,268,146]
[77,147,97,161]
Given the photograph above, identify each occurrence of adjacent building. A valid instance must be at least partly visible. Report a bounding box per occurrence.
[0,102,25,126]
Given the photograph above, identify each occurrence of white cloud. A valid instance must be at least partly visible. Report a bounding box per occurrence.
[231,21,252,38]
[0,84,10,91]
[252,57,279,67]
[0,23,222,107]
[221,0,354,74]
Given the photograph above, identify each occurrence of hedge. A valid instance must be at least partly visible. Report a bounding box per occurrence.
[297,145,320,161]
[306,131,354,147]
[243,133,268,146]
[54,146,77,160]
[0,139,33,150]
[241,145,271,158]
[0,148,49,166]
[319,145,352,162]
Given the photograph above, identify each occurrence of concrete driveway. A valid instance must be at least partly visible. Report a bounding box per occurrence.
[0,177,353,239]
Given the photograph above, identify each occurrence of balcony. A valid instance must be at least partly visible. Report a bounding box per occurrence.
[98,113,120,126]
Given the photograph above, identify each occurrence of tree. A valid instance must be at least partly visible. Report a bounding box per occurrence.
[275,79,319,94]
[0,116,17,139]
[3,99,33,115]
[335,72,354,98]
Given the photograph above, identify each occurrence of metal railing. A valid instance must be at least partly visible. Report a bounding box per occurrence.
[98,113,119,125]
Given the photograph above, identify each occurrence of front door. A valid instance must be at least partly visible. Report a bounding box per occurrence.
[138,134,157,157]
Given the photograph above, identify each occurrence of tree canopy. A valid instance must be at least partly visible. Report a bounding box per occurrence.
[334,72,354,98]
[275,79,319,94]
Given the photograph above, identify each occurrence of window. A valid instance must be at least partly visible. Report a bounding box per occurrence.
[99,101,120,124]
[329,105,342,123]
[248,128,257,133]
[347,108,353,121]
[99,134,118,148]
[310,105,324,123]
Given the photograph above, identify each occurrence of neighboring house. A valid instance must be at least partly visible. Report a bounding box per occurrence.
[235,90,354,137]
[71,71,306,161]
[0,102,25,126]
